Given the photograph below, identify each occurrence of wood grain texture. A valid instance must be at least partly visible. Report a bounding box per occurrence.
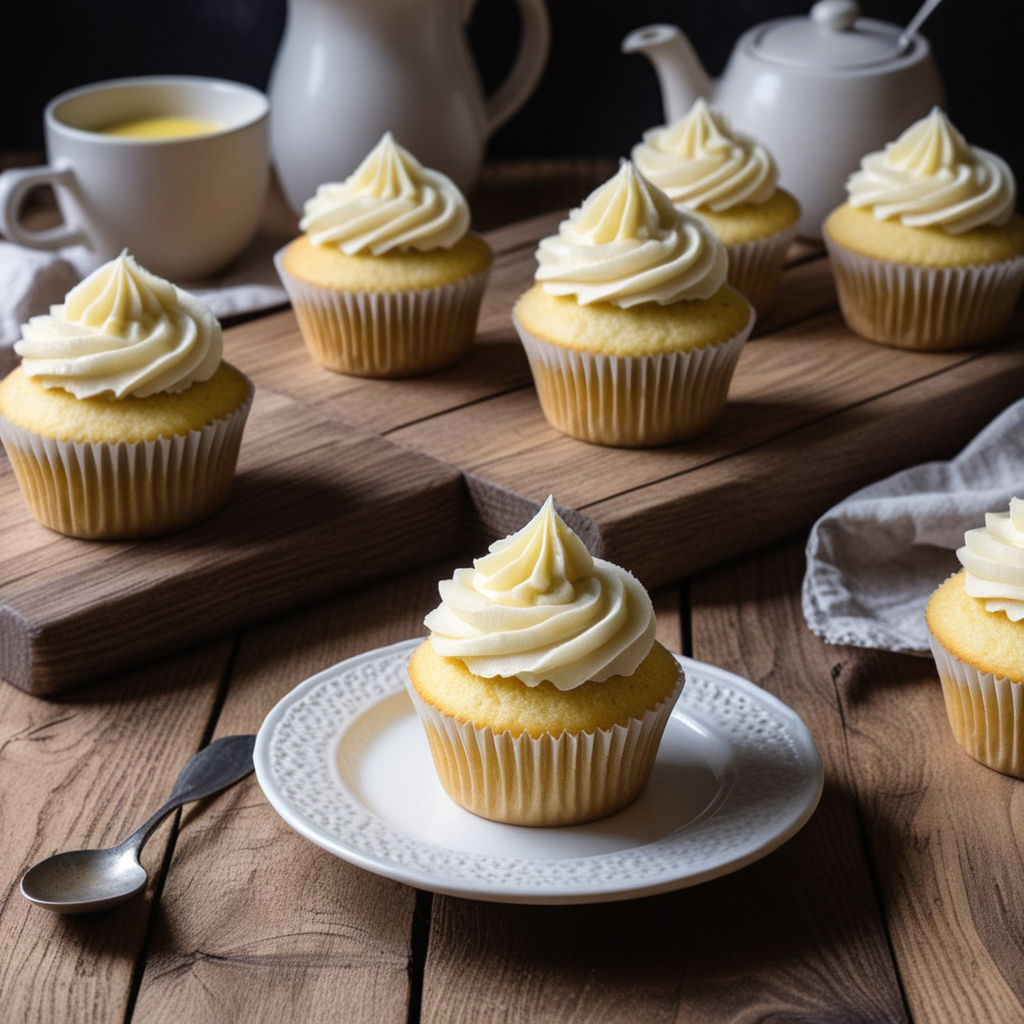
[0,389,465,695]
[832,645,1024,1021]
[681,536,910,1021]
[128,559,461,1024]
[222,218,1024,594]
[0,638,231,1024]
[7,210,1017,695]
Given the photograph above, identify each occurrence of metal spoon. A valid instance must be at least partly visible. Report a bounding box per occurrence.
[20,734,257,914]
[899,0,946,49]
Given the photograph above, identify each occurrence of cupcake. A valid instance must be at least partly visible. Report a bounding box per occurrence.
[925,498,1024,777]
[0,252,253,540]
[824,108,1024,350]
[631,99,800,313]
[407,496,684,826]
[512,161,754,448]
[275,132,493,377]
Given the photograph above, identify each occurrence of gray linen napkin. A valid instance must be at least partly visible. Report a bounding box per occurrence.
[802,397,1024,655]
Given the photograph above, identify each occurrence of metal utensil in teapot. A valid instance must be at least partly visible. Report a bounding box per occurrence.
[269,0,550,214]
[623,0,945,239]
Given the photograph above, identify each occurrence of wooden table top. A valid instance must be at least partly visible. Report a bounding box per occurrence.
[2,160,1023,1023]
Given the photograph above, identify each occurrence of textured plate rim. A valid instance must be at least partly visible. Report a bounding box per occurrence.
[254,638,823,904]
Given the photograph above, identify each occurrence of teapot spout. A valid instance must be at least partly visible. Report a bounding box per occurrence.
[622,24,713,124]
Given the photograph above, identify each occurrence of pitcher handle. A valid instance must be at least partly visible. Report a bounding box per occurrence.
[485,0,551,136]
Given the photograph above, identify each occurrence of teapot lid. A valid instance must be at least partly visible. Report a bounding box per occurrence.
[752,0,906,69]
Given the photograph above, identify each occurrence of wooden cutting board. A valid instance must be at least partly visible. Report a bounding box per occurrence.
[230,210,1024,584]
[3,209,1023,695]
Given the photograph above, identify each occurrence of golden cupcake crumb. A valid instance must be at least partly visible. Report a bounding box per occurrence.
[408,637,682,739]
[697,189,801,246]
[926,570,1024,680]
[825,204,1024,268]
[513,282,751,357]
[280,232,493,292]
[0,362,251,444]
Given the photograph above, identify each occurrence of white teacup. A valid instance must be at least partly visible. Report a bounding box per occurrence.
[0,76,270,281]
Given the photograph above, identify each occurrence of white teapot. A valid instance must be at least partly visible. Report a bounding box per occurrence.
[623,0,945,238]
[269,0,550,214]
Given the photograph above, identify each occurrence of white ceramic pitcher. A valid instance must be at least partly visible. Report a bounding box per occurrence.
[269,0,550,213]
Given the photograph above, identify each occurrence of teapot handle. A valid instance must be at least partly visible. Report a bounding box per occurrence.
[484,0,551,136]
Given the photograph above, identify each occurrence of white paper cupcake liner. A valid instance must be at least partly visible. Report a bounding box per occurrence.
[725,222,798,314]
[0,379,253,540]
[928,631,1024,778]
[405,673,684,826]
[274,249,490,377]
[513,304,754,448]
[825,236,1024,351]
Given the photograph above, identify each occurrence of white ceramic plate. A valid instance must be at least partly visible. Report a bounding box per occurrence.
[255,638,823,905]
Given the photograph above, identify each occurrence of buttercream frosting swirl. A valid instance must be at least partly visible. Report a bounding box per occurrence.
[16,252,221,399]
[846,108,1016,234]
[958,498,1024,621]
[424,496,657,690]
[631,99,778,211]
[534,161,728,307]
[299,132,470,254]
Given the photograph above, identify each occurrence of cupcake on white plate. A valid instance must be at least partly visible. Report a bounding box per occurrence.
[407,496,684,826]
[632,98,800,313]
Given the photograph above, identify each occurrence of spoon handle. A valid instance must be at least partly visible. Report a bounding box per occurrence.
[899,0,945,47]
[121,734,257,854]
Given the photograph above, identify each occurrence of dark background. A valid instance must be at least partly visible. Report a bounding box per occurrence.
[2,0,1020,203]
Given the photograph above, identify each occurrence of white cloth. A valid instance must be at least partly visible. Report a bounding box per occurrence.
[0,232,290,351]
[802,397,1024,655]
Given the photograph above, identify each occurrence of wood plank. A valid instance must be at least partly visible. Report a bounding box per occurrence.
[129,559,462,1024]
[675,536,909,1021]
[833,639,1024,1019]
[0,639,230,1024]
[0,388,465,695]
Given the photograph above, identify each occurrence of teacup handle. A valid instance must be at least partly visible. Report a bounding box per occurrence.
[484,0,551,135]
[0,163,90,251]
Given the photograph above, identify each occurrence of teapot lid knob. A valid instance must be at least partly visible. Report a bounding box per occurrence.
[811,0,860,32]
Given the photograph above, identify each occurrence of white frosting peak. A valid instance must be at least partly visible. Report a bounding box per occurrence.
[299,132,470,254]
[846,108,1016,234]
[958,497,1024,621]
[534,161,728,308]
[15,252,222,399]
[631,99,778,211]
[424,496,657,690]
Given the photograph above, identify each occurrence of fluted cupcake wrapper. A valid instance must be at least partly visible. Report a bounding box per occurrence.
[405,673,684,826]
[825,236,1024,351]
[514,306,753,448]
[927,631,1024,778]
[0,379,253,540]
[725,223,798,315]
[274,249,490,378]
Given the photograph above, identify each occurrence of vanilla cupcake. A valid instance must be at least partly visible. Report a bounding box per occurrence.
[275,132,493,377]
[407,496,684,826]
[512,161,754,447]
[824,108,1024,350]
[926,498,1024,777]
[0,253,253,540]
[632,99,800,313]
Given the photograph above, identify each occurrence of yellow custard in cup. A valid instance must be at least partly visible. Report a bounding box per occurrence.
[98,115,223,139]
